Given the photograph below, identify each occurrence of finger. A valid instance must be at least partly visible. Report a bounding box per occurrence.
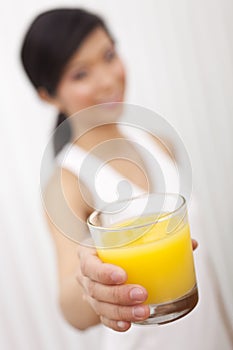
[192,239,198,250]
[78,246,127,285]
[89,297,150,322]
[100,316,131,332]
[81,277,148,305]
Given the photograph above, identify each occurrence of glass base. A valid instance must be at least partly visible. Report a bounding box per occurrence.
[135,284,198,325]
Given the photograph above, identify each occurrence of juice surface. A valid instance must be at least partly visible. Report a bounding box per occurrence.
[97,215,196,304]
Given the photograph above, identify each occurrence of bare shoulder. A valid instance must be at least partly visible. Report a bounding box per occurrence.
[44,166,93,220]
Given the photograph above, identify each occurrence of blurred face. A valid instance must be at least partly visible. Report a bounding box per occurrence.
[53,27,126,117]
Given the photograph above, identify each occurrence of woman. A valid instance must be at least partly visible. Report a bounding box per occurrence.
[20,8,205,348]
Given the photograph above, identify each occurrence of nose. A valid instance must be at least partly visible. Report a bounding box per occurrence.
[95,65,116,92]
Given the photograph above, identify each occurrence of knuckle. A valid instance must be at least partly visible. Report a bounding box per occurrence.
[86,279,97,298]
[75,267,85,287]
[90,298,101,316]
[111,286,122,303]
[99,315,106,325]
[96,267,110,283]
[75,271,82,285]
[114,306,131,321]
[84,294,99,315]
[80,257,88,276]
[111,285,131,305]
[100,315,112,328]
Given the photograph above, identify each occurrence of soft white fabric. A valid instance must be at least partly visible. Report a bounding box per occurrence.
[57,125,179,205]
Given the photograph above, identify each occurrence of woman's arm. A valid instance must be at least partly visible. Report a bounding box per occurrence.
[44,168,149,331]
[46,216,101,329]
[45,167,100,329]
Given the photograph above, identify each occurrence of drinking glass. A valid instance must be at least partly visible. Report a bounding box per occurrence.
[87,193,198,325]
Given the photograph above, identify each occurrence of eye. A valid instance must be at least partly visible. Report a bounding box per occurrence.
[72,70,88,80]
[104,48,116,62]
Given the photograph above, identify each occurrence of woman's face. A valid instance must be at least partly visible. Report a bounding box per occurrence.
[53,27,126,117]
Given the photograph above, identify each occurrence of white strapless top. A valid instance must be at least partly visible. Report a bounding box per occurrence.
[57,125,179,210]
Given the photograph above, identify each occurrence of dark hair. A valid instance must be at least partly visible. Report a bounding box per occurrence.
[20,8,112,154]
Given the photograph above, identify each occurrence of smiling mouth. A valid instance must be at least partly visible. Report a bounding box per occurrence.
[98,102,123,111]
[98,93,123,105]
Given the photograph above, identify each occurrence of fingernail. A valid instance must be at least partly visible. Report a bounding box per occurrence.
[129,288,145,301]
[117,321,128,329]
[133,306,146,319]
[111,271,126,284]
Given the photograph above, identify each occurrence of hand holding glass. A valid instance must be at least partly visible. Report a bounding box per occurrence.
[87,193,198,325]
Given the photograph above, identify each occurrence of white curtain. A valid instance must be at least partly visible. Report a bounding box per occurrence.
[0,0,232,349]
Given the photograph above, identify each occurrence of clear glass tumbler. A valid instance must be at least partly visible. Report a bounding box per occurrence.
[87,193,198,325]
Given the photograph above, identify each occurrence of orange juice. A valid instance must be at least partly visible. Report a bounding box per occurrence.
[97,215,196,304]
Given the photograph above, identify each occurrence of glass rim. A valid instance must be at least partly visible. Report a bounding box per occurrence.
[87,192,186,232]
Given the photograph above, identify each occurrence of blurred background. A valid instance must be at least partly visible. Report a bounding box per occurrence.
[0,0,232,349]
